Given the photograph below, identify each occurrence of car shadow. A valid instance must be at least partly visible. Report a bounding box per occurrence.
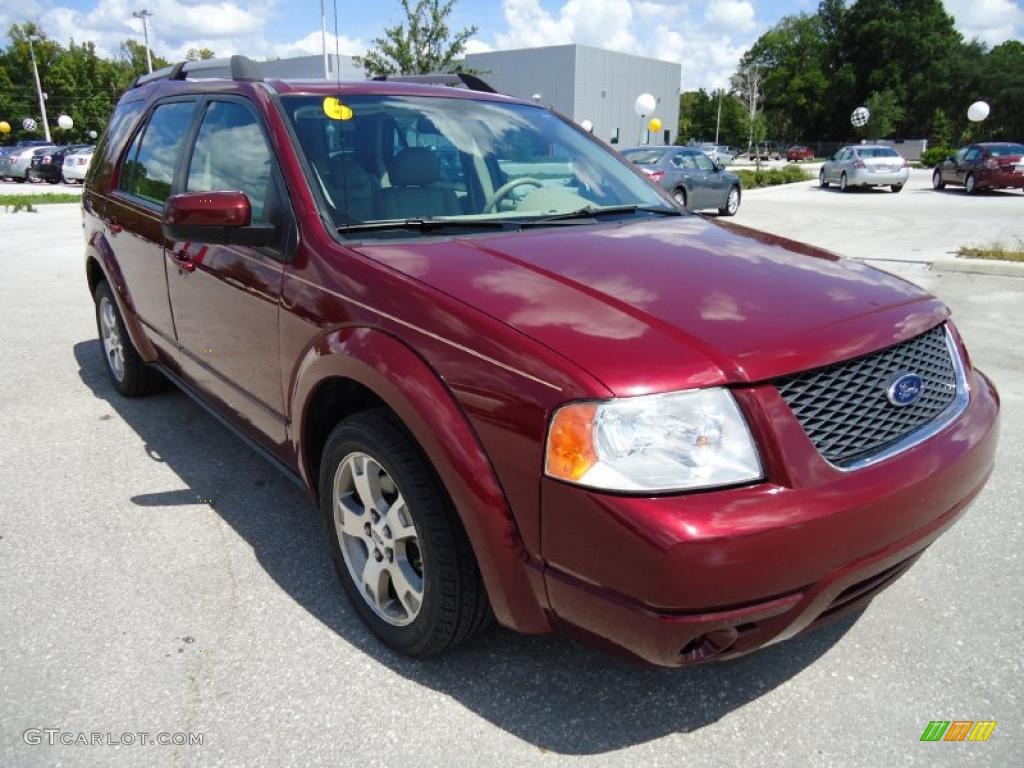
[74,338,860,755]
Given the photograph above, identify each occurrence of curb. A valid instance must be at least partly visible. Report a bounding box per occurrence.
[931,256,1024,278]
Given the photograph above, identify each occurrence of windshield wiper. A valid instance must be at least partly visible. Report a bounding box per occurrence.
[519,204,681,227]
[339,218,515,234]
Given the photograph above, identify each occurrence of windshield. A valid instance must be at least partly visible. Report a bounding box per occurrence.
[621,149,666,165]
[857,147,900,158]
[280,94,667,230]
[989,144,1024,157]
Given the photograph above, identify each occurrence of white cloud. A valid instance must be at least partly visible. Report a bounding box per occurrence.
[464,38,494,54]
[496,0,638,53]
[943,0,1024,46]
[704,0,756,33]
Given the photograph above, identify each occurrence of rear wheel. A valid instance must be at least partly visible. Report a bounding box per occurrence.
[672,187,687,208]
[932,169,945,190]
[93,281,164,397]
[965,173,977,195]
[840,172,849,192]
[819,169,829,188]
[891,184,904,193]
[719,185,740,216]
[320,410,491,657]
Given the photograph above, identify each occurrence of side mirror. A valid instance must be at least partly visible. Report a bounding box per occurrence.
[163,190,274,247]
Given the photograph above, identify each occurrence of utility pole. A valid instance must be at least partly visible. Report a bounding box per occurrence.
[320,0,330,78]
[715,89,723,145]
[26,35,51,143]
[132,10,154,73]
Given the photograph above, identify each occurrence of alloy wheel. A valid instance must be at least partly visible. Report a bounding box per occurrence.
[673,189,687,207]
[332,452,424,626]
[99,296,126,382]
[727,187,740,214]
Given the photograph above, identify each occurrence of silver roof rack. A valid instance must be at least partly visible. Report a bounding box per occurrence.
[131,54,261,89]
[370,73,496,93]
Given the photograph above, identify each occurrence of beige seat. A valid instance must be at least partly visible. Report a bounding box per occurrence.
[294,118,376,221]
[379,148,461,219]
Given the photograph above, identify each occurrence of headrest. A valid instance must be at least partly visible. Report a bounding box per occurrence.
[388,147,441,187]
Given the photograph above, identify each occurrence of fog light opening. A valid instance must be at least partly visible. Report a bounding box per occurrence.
[680,627,739,663]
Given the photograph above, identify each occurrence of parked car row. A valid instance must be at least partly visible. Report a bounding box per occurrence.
[0,141,95,184]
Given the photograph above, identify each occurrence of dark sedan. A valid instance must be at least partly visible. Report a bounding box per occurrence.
[28,144,92,184]
[932,142,1024,194]
[621,146,742,215]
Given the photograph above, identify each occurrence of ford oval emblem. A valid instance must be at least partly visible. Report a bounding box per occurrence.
[886,373,924,407]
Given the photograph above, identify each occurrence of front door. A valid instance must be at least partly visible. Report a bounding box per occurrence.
[106,99,199,345]
[165,98,292,450]
[693,152,725,209]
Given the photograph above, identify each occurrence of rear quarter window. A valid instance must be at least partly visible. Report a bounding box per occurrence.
[86,99,145,191]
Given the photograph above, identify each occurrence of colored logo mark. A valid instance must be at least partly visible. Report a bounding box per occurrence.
[920,721,997,742]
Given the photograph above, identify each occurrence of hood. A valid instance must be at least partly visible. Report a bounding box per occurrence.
[356,215,946,395]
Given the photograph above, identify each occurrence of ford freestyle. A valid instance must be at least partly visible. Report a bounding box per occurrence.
[82,57,999,666]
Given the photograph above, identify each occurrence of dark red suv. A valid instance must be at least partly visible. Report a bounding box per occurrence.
[82,57,999,666]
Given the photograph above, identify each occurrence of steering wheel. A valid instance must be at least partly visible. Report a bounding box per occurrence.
[484,177,544,213]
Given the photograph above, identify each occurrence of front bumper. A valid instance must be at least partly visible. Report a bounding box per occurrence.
[541,368,999,667]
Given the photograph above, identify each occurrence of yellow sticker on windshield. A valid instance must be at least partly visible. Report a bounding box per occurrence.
[323,97,354,121]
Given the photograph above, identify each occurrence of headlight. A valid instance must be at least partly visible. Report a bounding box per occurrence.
[544,388,762,492]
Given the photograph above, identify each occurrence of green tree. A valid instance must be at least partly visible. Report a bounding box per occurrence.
[863,89,904,137]
[354,0,478,77]
[928,108,953,146]
[186,47,216,62]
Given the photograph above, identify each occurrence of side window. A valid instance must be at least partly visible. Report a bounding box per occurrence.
[693,153,715,171]
[120,100,197,204]
[964,148,981,162]
[186,101,274,222]
[674,153,698,169]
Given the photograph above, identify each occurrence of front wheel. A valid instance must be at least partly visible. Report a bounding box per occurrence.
[719,185,741,216]
[819,169,829,188]
[320,410,491,657]
[840,172,849,192]
[965,173,977,195]
[932,169,945,190]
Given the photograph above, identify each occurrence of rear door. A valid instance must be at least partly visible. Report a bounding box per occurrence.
[107,98,199,344]
[164,96,293,450]
[670,152,701,206]
[956,146,981,184]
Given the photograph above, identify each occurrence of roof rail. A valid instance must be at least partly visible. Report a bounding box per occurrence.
[370,72,496,93]
[130,54,262,89]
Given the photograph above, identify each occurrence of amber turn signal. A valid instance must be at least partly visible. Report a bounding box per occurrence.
[545,403,598,482]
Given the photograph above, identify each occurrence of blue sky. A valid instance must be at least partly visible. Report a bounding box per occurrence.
[3,0,1022,89]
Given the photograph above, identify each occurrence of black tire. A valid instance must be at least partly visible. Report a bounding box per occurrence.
[965,173,977,195]
[819,169,829,188]
[47,176,59,185]
[14,176,25,184]
[840,172,849,192]
[718,185,741,216]
[93,281,164,397]
[891,184,904,193]
[319,409,491,657]
[932,169,945,190]
[671,187,687,208]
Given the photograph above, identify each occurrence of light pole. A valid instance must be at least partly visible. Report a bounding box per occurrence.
[132,10,154,74]
[715,88,723,145]
[320,0,329,79]
[26,35,51,143]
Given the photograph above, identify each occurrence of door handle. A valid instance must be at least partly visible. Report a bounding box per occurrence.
[170,248,196,273]
[109,219,123,235]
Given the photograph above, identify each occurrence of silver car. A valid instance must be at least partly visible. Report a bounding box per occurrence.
[2,144,57,183]
[819,145,909,193]
[700,143,735,165]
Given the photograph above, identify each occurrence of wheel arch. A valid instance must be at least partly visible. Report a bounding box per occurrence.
[84,238,158,362]
[290,325,553,634]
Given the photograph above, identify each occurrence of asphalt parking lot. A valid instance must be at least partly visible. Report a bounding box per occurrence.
[1,201,1021,767]
[734,167,1024,263]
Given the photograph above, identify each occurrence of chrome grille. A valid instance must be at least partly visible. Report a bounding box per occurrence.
[774,325,959,467]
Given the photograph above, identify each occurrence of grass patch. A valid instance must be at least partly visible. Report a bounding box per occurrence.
[956,239,1024,262]
[1,192,82,212]
[735,165,813,189]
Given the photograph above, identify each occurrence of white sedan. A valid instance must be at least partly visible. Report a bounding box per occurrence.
[62,147,94,183]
